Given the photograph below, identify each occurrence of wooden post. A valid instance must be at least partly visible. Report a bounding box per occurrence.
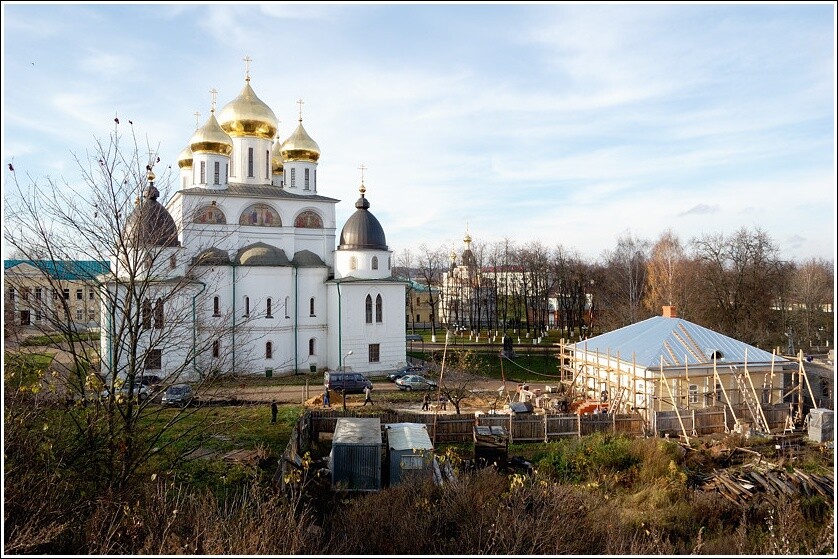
[661,356,689,444]
[799,350,818,410]
[544,413,548,443]
[577,413,581,438]
[509,413,514,444]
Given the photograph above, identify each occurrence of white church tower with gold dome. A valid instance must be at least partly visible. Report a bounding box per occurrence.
[106,60,407,380]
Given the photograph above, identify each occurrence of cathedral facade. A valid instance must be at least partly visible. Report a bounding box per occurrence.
[100,70,406,381]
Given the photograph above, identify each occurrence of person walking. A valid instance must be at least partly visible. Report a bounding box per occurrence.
[422,393,430,411]
[271,400,278,423]
[323,388,331,408]
[363,385,373,406]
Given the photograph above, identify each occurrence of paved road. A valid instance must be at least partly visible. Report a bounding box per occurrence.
[198,378,518,405]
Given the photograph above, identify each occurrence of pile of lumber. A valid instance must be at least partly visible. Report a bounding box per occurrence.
[698,463,833,506]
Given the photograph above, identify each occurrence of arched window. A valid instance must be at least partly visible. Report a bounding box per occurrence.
[350,256,358,271]
[266,341,273,359]
[365,295,373,324]
[309,297,315,317]
[266,298,273,318]
[244,296,250,317]
[212,340,220,358]
[265,150,270,179]
[142,299,152,329]
[309,338,316,356]
[154,298,164,328]
[285,296,290,318]
[371,256,378,270]
[388,256,391,269]
[213,296,220,316]
[247,147,254,178]
[214,161,220,184]
[304,168,310,190]
[375,294,383,323]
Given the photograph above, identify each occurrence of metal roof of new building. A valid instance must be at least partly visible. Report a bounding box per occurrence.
[386,422,433,451]
[574,316,788,368]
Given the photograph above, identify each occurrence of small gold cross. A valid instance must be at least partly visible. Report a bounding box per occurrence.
[243,55,252,81]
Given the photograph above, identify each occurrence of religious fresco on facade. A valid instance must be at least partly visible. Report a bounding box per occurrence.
[239,204,281,227]
[294,210,323,229]
[193,205,227,224]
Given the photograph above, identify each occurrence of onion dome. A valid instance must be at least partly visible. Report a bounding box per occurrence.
[280,120,320,162]
[217,81,278,140]
[125,173,179,247]
[338,184,387,250]
[271,136,284,175]
[177,144,193,169]
[234,242,290,266]
[189,112,233,156]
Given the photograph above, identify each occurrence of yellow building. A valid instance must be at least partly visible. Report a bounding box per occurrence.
[3,260,108,339]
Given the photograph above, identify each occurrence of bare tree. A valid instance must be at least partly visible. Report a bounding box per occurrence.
[415,244,446,342]
[690,227,782,344]
[438,349,483,414]
[601,231,650,328]
[643,229,691,316]
[3,124,241,491]
[789,258,834,348]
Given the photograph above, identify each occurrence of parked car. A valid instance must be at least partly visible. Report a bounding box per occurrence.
[324,371,373,394]
[388,365,425,382]
[103,382,149,402]
[161,384,193,406]
[139,374,163,389]
[395,375,438,391]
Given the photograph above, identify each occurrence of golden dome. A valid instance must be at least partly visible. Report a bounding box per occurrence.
[464,233,472,244]
[189,113,233,156]
[177,144,193,169]
[217,81,278,140]
[280,121,320,162]
[271,137,284,175]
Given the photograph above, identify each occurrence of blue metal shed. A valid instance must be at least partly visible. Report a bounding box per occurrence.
[385,422,434,486]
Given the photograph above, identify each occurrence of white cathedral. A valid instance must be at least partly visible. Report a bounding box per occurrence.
[100,68,407,381]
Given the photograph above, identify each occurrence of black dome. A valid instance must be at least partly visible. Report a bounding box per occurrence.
[125,187,179,247]
[338,193,387,250]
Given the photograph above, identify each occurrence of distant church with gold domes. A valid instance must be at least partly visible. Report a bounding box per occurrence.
[101,62,406,380]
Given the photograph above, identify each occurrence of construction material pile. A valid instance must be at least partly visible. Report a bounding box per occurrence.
[697,463,833,506]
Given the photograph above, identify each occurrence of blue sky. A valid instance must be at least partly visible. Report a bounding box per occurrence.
[2,3,835,263]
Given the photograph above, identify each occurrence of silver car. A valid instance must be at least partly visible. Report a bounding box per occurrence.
[395,375,438,391]
[161,384,193,406]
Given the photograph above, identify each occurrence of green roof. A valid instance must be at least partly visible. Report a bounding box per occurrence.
[4,259,109,281]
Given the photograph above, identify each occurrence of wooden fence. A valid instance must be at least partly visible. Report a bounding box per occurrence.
[276,412,311,488]
[309,409,646,444]
[654,404,791,438]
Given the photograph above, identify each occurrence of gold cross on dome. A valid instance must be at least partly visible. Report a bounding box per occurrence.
[193,111,201,128]
[358,163,367,184]
[209,88,218,112]
[297,98,305,122]
[243,55,252,81]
